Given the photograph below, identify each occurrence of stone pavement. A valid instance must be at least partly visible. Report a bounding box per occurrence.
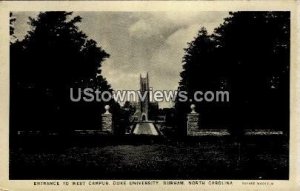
[132,122,160,135]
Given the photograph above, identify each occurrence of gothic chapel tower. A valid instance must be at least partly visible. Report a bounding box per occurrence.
[139,73,150,121]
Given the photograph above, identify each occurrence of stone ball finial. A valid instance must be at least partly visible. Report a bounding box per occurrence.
[104,105,110,114]
[190,104,196,114]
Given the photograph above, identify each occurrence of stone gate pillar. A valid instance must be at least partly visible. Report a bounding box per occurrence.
[102,105,113,133]
[187,104,200,136]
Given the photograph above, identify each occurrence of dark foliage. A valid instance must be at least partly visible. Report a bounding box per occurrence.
[176,12,290,136]
[10,12,114,137]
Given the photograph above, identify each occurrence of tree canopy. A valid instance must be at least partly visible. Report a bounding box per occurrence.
[10,12,113,133]
[176,11,290,135]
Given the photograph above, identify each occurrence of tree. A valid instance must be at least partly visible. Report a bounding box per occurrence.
[176,12,290,136]
[10,12,16,41]
[176,27,228,136]
[213,12,290,135]
[176,28,214,135]
[19,12,109,87]
[10,12,112,134]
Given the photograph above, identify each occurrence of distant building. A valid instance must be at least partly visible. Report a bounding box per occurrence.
[131,73,159,121]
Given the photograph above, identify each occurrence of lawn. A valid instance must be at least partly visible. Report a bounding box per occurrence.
[10,135,288,180]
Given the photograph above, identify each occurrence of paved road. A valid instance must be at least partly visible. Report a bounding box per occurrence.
[132,122,159,135]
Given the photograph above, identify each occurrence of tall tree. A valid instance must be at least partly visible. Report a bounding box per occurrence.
[10,12,112,134]
[176,27,219,135]
[213,12,290,134]
[176,12,290,136]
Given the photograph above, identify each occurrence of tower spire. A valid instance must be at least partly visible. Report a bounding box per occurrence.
[138,72,149,121]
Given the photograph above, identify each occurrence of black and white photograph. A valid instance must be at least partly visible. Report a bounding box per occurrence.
[0,1,298,190]
[8,9,290,181]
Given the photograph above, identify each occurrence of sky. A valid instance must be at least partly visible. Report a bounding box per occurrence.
[13,11,229,107]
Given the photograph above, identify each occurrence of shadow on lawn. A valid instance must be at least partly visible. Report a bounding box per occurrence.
[10,135,288,180]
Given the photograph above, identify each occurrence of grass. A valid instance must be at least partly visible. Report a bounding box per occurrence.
[10,135,288,180]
